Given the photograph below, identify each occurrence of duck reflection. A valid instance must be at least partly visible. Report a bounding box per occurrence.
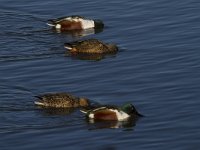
[65,52,117,61]
[85,117,139,130]
[52,27,103,37]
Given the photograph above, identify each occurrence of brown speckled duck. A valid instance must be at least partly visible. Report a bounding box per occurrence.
[34,92,90,108]
[64,39,118,54]
[47,15,104,31]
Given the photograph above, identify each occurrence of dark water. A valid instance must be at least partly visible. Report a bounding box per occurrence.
[1,0,200,149]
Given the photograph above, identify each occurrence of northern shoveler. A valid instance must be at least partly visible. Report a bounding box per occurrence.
[34,92,90,108]
[47,15,104,31]
[64,39,118,54]
[80,104,142,121]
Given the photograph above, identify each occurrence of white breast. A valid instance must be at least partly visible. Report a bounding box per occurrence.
[80,19,95,29]
[114,110,129,121]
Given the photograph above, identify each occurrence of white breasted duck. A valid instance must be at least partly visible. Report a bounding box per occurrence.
[80,104,143,121]
[64,39,118,54]
[47,15,104,31]
[34,92,90,108]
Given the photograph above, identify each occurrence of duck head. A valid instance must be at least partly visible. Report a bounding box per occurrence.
[121,104,143,117]
[94,19,104,29]
[106,43,118,53]
[79,98,90,107]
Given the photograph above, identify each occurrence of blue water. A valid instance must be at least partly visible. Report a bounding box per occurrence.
[1,0,200,149]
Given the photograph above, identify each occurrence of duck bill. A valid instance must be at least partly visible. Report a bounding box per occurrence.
[136,111,144,117]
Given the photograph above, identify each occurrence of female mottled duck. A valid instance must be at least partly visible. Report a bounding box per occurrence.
[64,39,118,54]
[34,92,90,108]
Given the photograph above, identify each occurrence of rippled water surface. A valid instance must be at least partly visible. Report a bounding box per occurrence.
[1,0,200,149]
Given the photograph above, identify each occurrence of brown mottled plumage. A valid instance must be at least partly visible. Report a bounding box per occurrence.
[34,92,90,108]
[64,39,118,54]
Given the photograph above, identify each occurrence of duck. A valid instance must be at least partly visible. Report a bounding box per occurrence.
[34,92,90,108]
[80,104,142,121]
[64,39,118,54]
[47,15,104,31]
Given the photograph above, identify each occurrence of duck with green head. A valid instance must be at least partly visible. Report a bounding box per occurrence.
[80,103,143,121]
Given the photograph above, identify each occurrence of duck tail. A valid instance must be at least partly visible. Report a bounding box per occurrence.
[34,96,44,106]
[46,23,55,27]
[34,95,43,100]
[46,19,57,27]
[80,109,88,114]
[64,43,73,50]
[34,101,45,106]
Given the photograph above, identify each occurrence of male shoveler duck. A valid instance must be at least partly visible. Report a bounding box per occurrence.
[34,92,90,108]
[64,39,118,54]
[80,104,142,121]
[47,15,104,31]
